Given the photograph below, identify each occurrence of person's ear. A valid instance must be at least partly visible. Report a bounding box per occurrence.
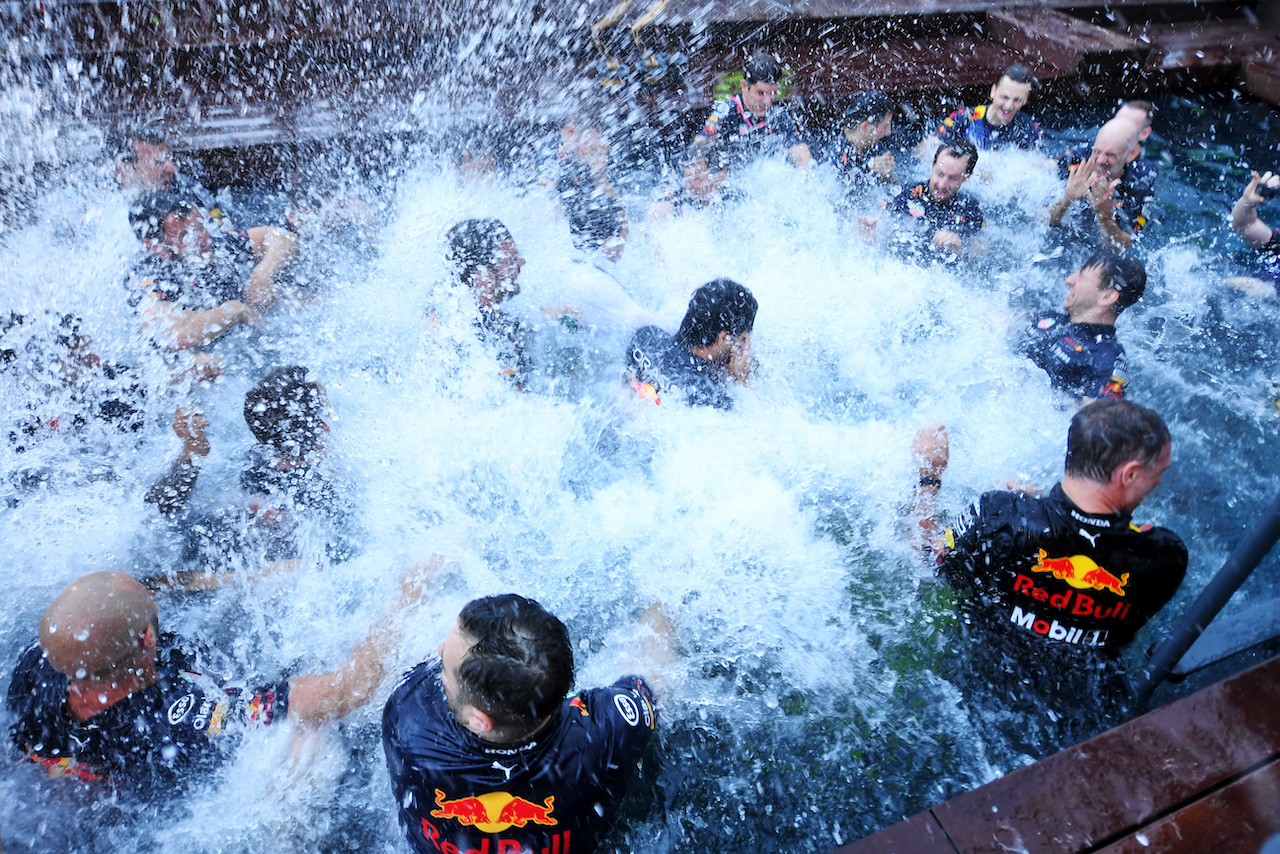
[466,707,494,735]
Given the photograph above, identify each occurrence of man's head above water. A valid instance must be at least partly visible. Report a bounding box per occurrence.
[244,365,329,459]
[444,218,525,309]
[40,571,159,685]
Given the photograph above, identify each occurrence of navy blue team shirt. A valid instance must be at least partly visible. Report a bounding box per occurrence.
[383,661,656,854]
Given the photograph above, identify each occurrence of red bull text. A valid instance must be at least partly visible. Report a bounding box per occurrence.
[419,818,570,854]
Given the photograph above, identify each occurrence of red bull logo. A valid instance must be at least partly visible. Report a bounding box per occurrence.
[568,695,589,717]
[431,789,556,833]
[1029,549,1128,596]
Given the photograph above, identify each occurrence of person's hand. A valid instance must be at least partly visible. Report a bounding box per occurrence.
[932,229,962,254]
[727,333,753,385]
[912,424,949,479]
[541,305,583,320]
[856,216,878,244]
[173,408,210,458]
[1088,176,1119,216]
[1063,151,1098,201]
[1241,170,1279,207]
[870,151,895,182]
[1003,479,1041,495]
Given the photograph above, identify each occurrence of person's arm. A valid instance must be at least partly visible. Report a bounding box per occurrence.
[1088,177,1134,250]
[244,225,299,308]
[909,424,949,549]
[143,559,308,593]
[1049,152,1097,227]
[142,299,260,350]
[1232,170,1278,250]
[288,555,444,725]
[620,602,679,699]
[145,408,210,515]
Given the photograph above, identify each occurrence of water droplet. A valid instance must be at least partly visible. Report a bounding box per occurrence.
[1136,833,1150,847]
[74,630,90,641]
[75,668,87,679]
[161,745,178,761]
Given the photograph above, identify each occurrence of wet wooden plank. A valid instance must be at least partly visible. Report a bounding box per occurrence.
[987,8,1148,75]
[1246,54,1280,107]
[928,655,1280,854]
[829,810,958,854]
[1093,759,1280,854]
[1134,21,1275,70]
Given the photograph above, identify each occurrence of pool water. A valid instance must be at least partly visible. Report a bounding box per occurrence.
[0,88,1278,853]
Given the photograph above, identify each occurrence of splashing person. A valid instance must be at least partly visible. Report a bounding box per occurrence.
[1049,117,1154,251]
[1227,169,1280,300]
[1011,252,1147,401]
[147,366,359,570]
[626,278,757,408]
[910,401,1186,728]
[383,595,674,854]
[441,218,532,388]
[692,52,812,170]
[920,64,1043,157]
[7,562,438,792]
[887,138,984,257]
[824,90,897,189]
[126,192,296,376]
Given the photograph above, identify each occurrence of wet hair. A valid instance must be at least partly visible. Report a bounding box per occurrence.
[742,53,782,85]
[674,278,758,349]
[455,594,574,738]
[565,198,625,252]
[1064,399,1170,484]
[110,125,168,162]
[445,218,514,283]
[243,365,325,457]
[842,91,896,129]
[1121,99,1155,131]
[999,64,1038,90]
[934,137,979,176]
[128,191,195,242]
[1084,251,1147,313]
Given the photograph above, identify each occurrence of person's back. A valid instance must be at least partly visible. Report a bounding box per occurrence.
[626,324,732,409]
[382,595,663,854]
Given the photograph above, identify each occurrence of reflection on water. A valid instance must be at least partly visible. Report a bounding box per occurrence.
[1,91,1279,853]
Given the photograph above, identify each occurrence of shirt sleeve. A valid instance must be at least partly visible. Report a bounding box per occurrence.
[936,108,971,142]
[933,498,985,590]
[700,98,732,138]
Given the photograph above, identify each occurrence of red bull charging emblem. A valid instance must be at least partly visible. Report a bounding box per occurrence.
[431,789,557,833]
[1029,549,1128,596]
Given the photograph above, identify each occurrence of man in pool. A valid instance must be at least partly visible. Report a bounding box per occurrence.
[888,138,984,256]
[127,191,297,351]
[1013,252,1146,401]
[922,64,1042,155]
[825,90,897,189]
[382,594,674,854]
[1049,117,1154,250]
[693,52,812,170]
[626,278,757,409]
[1227,169,1280,299]
[7,561,436,792]
[443,218,532,387]
[910,400,1187,688]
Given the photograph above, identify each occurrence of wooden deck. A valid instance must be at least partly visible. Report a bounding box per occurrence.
[5,0,1278,148]
[832,655,1280,854]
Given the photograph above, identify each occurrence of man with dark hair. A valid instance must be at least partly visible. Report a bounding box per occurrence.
[925,64,1043,154]
[113,127,213,205]
[383,595,674,854]
[825,90,897,187]
[889,138,984,255]
[8,562,435,792]
[127,191,297,352]
[1050,117,1155,250]
[443,218,530,386]
[647,143,733,225]
[1115,100,1155,145]
[909,400,1186,687]
[693,52,812,169]
[626,278,757,408]
[147,366,358,565]
[1014,252,1146,400]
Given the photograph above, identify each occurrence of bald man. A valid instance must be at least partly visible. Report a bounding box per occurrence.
[1049,117,1156,250]
[7,564,435,791]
